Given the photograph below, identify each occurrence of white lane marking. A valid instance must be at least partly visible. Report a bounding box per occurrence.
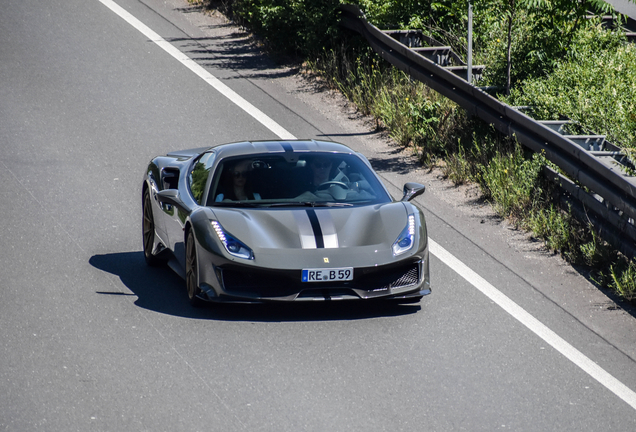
[100,0,636,412]
[97,0,296,140]
[430,239,636,411]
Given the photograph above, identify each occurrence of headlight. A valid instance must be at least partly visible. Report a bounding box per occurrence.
[392,214,415,256]
[211,221,254,260]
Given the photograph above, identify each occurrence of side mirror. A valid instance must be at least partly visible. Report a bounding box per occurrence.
[401,182,426,202]
[157,189,186,209]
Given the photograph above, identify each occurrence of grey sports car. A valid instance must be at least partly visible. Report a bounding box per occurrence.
[142,140,430,306]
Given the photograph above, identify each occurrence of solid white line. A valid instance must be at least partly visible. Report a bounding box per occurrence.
[99,0,636,412]
[97,0,296,140]
[429,239,636,411]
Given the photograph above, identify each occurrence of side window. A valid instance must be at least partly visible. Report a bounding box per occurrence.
[188,152,215,204]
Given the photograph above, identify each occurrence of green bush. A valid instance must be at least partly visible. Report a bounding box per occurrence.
[507,26,636,148]
[223,0,342,58]
[355,0,472,57]
[609,260,636,300]
[324,51,457,155]
[479,144,545,220]
[528,205,579,258]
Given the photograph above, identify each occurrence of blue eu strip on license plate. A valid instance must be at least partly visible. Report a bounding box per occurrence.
[302,267,354,282]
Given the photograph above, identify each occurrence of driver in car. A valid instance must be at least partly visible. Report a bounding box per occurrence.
[292,156,353,202]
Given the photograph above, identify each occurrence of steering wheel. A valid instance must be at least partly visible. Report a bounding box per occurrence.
[316,181,349,191]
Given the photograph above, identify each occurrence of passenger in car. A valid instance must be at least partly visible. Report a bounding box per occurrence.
[308,156,333,189]
[215,159,262,201]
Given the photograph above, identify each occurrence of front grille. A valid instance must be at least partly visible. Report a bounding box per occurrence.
[220,261,420,298]
[381,265,418,289]
[355,262,420,290]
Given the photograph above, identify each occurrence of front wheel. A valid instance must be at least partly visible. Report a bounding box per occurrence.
[185,229,204,307]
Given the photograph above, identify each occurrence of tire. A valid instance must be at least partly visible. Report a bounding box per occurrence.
[185,229,204,307]
[143,188,164,267]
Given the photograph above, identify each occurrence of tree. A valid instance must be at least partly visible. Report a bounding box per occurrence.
[488,0,616,94]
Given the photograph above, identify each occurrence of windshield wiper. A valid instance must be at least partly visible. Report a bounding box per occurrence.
[268,201,316,207]
[312,202,353,207]
[212,201,262,208]
[267,201,353,208]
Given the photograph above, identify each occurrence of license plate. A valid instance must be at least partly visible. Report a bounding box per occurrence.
[302,267,353,282]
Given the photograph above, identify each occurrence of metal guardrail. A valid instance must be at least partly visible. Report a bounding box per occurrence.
[380,29,485,81]
[338,5,636,258]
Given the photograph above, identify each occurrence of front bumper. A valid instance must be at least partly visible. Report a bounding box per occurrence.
[197,254,431,303]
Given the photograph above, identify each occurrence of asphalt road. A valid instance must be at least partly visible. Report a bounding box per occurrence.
[2,1,636,431]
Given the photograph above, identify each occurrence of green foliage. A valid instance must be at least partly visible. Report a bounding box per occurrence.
[507,26,636,147]
[223,0,342,57]
[478,0,617,90]
[479,144,545,220]
[321,49,457,156]
[579,228,615,267]
[355,0,472,55]
[443,144,472,185]
[528,205,574,253]
[406,98,442,142]
[608,260,636,300]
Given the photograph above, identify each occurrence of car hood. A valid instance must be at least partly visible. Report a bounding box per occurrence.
[209,202,412,269]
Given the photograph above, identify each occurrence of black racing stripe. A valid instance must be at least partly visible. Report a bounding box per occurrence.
[306,209,324,249]
[281,142,294,153]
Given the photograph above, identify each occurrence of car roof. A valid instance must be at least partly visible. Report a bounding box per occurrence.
[209,140,355,159]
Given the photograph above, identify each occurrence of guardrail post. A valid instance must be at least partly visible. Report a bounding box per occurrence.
[467,1,473,85]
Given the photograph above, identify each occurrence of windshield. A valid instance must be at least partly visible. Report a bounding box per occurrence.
[207,153,392,207]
